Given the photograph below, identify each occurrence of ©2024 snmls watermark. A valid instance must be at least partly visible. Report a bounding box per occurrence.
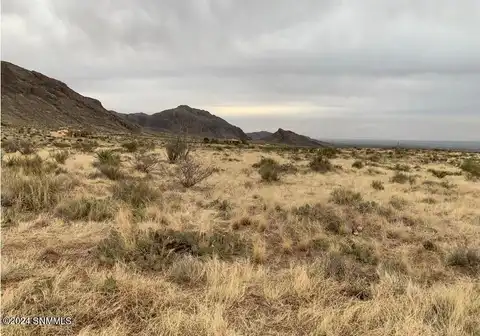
[1,316,73,326]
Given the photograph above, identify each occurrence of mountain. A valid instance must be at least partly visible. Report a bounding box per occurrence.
[260,128,331,147]
[1,61,138,133]
[246,131,273,140]
[116,106,249,140]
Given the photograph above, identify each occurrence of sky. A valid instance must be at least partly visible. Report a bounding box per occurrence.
[2,0,480,141]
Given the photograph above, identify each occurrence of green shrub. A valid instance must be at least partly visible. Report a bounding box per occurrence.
[352,160,364,169]
[371,180,384,190]
[318,147,340,159]
[309,155,333,173]
[50,150,70,164]
[393,163,411,172]
[95,150,121,167]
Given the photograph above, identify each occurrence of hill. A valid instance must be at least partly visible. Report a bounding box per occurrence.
[261,128,331,147]
[1,61,138,133]
[116,106,249,140]
[246,131,273,140]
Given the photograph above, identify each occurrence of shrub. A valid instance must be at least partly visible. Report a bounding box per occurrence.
[121,141,139,153]
[252,157,278,168]
[133,153,159,173]
[95,150,121,167]
[74,140,98,153]
[165,137,190,163]
[427,169,461,179]
[352,160,364,169]
[112,179,160,208]
[203,137,210,143]
[53,141,71,148]
[3,154,56,176]
[330,188,363,206]
[97,164,124,180]
[96,228,249,269]
[293,203,345,234]
[371,180,384,190]
[389,196,408,210]
[309,155,333,173]
[447,247,479,275]
[50,150,70,164]
[2,171,76,212]
[56,197,117,221]
[176,157,215,187]
[2,139,20,153]
[390,172,415,184]
[318,147,340,159]
[340,239,379,265]
[460,159,480,178]
[393,163,411,172]
[259,163,280,182]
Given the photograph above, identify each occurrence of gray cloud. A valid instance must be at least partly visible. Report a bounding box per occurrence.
[2,0,480,140]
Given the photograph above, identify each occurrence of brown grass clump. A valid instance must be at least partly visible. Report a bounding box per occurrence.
[1,133,479,336]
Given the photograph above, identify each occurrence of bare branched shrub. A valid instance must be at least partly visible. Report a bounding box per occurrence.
[165,136,190,163]
[18,140,36,155]
[2,139,20,153]
[133,152,159,173]
[176,157,215,187]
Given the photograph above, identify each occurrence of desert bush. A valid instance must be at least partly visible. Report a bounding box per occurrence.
[165,136,190,163]
[460,159,480,178]
[2,171,76,212]
[340,239,379,265]
[16,140,36,155]
[176,157,215,187]
[352,160,364,169]
[56,197,117,221]
[390,172,416,184]
[252,157,278,168]
[393,163,411,172]
[96,228,249,269]
[371,180,384,190]
[309,155,333,173]
[2,139,20,153]
[97,164,124,180]
[389,196,409,210]
[427,168,461,179]
[318,147,340,158]
[259,164,280,182]
[50,150,70,164]
[121,141,139,153]
[3,154,56,175]
[112,179,160,208]
[279,163,298,174]
[74,140,98,152]
[447,247,479,275]
[53,141,71,148]
[293,203,345,234]
[330,188,363,206]
[95,150,121,167]
[133,152,159,173]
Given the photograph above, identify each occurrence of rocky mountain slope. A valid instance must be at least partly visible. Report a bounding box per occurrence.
[1,61,138,133]
[259,128,331,147]
[116,106,249,140]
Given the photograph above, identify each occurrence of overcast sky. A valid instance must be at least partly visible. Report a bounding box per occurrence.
[2,0,480,141]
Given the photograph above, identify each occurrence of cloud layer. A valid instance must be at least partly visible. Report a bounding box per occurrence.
[2,0,480,140]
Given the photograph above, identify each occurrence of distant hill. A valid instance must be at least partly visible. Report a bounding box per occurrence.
[246,131,273,140]
[116,105,249,140]
[1,61,139,133]
[260,128,331,147]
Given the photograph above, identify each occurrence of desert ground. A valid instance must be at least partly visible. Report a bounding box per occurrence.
[1,129,479,336]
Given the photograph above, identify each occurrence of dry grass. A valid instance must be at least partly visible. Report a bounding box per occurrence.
[1,133,480,335]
